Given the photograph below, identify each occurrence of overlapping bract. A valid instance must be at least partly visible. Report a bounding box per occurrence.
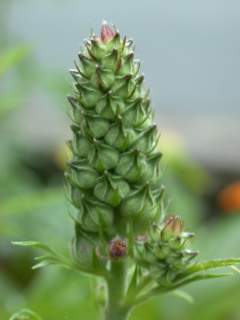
[135,216,198,285]
[66,24,163,237]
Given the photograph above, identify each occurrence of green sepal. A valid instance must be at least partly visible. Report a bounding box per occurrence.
[94,172,130,207]
[118,52,134,76]
[96,93,125,120]
[76,196,114,233]
[122,98,152,128]
[133,125,159,153]
[73,233,96,269]
[111,74,137,99]
[89,141,119,172]
[78,53,96,78]
[76,84,102,109]
[95,95,116,119]
[70,187,83,208]
[73,223,108,272]
[115,150,161,184]
[88,38,111,60]
[120,184,161,231]
[105,122,137,151]
[84,113,110,138]
[102,48,119,71]
[96,65,115,90]
[67,160,99,189]
[71,133,94,158]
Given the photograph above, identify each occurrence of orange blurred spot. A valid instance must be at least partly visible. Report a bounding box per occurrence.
[218,181,240,213]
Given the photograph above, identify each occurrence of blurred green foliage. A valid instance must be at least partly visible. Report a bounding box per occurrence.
[0,2,240,320]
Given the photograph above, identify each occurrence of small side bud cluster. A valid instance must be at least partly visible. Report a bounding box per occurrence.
[135,215,198,284]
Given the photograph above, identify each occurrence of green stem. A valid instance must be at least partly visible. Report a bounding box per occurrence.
[104,259,130,320]
[105,307,129,320]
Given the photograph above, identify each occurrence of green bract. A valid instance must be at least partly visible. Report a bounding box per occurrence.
[66,23,163,238]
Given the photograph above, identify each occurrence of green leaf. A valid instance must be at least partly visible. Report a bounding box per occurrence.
[178,258,240,280]
[32,260,54,270]
[12,241,55,254]
[9,309,42,320]
[134,273,231,307]
[171,289,194,304]
[173,272,232,290]
[12,241,72,270]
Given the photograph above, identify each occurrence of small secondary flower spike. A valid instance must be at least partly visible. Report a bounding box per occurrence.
[12,22,240,320]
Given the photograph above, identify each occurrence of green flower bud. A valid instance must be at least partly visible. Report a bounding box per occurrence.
[71,133,94,158]
[134,221,198,282]
[77,84,102,109]
[115,150,161,184]
[161,215,183,240]
[66,23,164,239]
[94,173,130,207]
[78,53,96,78]
[104,122,137,151]
[74,232,95,268]
[84,114,110,138]
[122,98,151,128]
[120,185,161,232]
[89,142,119,172]
[96,66,115,90]
[67,161,99,189]
[95,95,116,120]
[76,196,114,233]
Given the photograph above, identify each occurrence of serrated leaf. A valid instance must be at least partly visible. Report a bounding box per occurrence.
[12,241,75,271]
[12,241,55,254]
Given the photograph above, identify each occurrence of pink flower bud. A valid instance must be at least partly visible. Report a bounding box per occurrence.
[162,215,183,237]
[109,237,127,259]
[100,21,116,42]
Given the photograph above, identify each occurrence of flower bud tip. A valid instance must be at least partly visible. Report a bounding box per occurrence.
[100,21,116,42]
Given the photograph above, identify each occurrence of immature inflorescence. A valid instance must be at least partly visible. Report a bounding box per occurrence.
[135,216,198,285]
[66,22,164,241]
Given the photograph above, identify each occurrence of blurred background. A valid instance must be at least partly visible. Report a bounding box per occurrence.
[1,0,240,319]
